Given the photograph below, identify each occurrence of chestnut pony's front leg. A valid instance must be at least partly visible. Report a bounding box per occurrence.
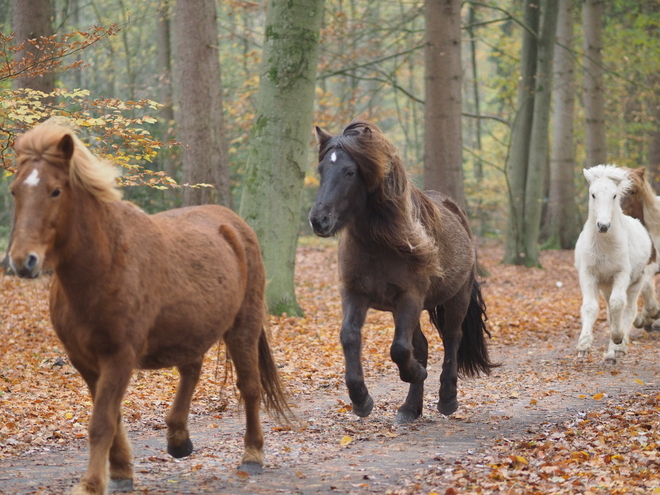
[339,291,372,417]
[165,359,203,459]
[72,355,133,495]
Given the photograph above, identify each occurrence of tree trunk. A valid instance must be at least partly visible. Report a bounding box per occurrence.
[545,0,580,249]
[238,0,324,316]
[503,0,540,265]
[583,0,607,168]
[522,0,560,266]
[12,0,55,100]
[175,0,231,207]
[423,0,466,209]
[156,0,177,193]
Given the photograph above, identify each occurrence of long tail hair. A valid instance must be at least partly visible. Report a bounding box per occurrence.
[428,278,499,378]
[257,328,295,424]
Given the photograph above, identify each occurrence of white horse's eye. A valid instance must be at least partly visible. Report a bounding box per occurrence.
[613,194,617,200]
[591,193,595,199]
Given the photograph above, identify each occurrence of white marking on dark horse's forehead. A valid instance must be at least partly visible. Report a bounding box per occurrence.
[330,151,337,163]
[24,169,40,187]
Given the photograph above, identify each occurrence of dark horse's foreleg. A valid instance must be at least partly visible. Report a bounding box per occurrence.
[340,292,373,417]
[390,297,428,385]
[166,359,203,459]
[395,323,428,424]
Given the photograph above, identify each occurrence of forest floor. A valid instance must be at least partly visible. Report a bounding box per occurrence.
[1,239,659,494]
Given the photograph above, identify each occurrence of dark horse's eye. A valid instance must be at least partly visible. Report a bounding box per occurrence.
[345,170,355,177]
[51,188,61,198]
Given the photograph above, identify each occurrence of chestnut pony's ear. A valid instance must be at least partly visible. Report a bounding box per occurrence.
[315,126,333,150]
[633,166,646,179]
[58,134,75,165]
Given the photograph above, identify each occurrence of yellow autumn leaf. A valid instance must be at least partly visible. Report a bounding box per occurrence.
[634,378,644,385]
[592,392,604,400]
[65,412,73,419]
[340,435,353,446]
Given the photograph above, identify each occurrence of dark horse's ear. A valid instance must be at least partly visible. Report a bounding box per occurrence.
[315,126,333,150]
[58,134,75,165]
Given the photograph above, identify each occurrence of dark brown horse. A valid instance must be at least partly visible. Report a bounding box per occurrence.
[309,118,498,423]
[9,120,290,495]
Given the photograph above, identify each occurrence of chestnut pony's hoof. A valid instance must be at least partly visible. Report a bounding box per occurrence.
[167,437,193,458]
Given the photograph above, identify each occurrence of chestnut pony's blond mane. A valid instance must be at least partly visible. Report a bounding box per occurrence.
[627,166,660,235]
[15,120,122,202]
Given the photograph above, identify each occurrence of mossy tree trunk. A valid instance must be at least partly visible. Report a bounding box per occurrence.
[239,0,324,316]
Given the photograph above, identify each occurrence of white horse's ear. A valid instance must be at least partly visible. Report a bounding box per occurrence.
[609,176,622,186]
[583,168,594,184]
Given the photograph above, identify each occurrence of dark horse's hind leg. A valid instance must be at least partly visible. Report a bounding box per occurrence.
[395,323,428,424]
[165,359,203,458]
[340,292,373,417]
[435,284,471,416]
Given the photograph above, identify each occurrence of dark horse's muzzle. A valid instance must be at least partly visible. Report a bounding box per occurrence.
[309,206,334,237]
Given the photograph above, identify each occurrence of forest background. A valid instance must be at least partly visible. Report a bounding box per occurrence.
[1,0,660,313]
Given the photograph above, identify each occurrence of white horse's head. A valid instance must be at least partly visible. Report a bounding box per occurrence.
[584,165,631,234]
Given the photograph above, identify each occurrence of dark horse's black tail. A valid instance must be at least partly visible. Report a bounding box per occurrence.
[429,278,500,378]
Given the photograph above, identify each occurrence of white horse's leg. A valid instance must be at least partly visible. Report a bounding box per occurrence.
[577,276,600,356]
[634,263,660,328]
[607,273,629,347]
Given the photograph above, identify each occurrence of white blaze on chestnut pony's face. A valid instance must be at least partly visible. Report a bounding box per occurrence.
[24,168,40,186]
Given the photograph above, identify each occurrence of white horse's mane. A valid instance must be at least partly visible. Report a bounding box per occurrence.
[584,164,632,194]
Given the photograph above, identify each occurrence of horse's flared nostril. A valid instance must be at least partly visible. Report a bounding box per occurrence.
[597,222,610,233]
[26,253,39,272]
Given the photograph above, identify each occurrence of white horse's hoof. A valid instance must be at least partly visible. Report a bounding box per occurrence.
[577,350,588,358]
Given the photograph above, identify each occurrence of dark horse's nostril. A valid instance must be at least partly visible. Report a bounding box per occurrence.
[25,253,39,271]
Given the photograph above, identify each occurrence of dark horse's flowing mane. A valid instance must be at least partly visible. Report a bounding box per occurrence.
[320,118,443,276]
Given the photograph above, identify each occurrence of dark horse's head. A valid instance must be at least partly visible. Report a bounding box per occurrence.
[309,118,405,237]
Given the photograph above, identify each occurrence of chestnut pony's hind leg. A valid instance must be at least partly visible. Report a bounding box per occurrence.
[223,316,265,474]
[165,359,203,458]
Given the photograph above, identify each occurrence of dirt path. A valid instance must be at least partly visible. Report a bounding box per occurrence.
[2,328,659,494]
[2,244,659,494]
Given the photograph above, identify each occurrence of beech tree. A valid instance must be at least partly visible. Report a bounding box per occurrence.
[504,0,559,267]
[423,0,466,209]
[175,0,231,207]
[545,0,579,249]
[239,0,324,316]
[583,0,607,169]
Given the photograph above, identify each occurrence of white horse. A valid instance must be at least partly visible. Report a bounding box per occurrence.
[575,165,653,362]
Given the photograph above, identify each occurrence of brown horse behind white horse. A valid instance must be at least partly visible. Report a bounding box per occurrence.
[9,120,290,494]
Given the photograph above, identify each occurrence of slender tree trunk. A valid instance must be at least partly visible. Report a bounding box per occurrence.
[583,0,607,168]
[239,0,324,316]
[522,0,560,266]
[156,0,176,190]
[503,0,539,264]
[424,0,466,209]
[12,0,55,100]
[175,0,231,207]
[468,3,485,235]
[546,0,580,249]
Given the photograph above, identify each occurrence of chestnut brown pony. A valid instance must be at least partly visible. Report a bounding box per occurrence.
[309,118,498,423]
[620,166,660,328]
[8,121,290,495]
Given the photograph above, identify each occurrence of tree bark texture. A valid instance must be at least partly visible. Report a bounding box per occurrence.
[522,0,560,266]
[546,0,580,249]
[582,0,607,168]
[424,0,466,209]
[503,0,540,265]
[175,0,231,207]
[239,0,324,316]
[12,0,55,97]
[157,0,176,186]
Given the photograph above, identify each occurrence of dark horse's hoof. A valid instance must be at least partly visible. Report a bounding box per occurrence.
[394,409,420,424]
[167,437,193,458]
[438,397,458,416]
[352,395,374,417]
[109,478,134,492]
[238,461,263,475]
